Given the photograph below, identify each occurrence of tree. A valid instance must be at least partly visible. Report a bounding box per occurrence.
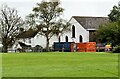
[96,3,120,46]
[26,1,70,51]
[108,5,119,22]
[0,5,24,52]
[96,22,120,46]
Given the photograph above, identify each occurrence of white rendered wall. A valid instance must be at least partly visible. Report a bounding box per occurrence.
[49,17,89,43]
[69,18,89,43]
[31,34,58,48]
[60,31,72,42]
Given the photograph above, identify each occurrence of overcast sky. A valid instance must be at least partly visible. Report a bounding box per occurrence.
[0,0,119,20]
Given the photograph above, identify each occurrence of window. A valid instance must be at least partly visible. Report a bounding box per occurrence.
[72,25,75,38]
[58,36,60,42]
[65,36,68,42]
[79,35,83,42]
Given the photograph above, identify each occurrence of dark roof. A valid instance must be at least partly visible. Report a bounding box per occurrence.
[72,16,109,30]
[17,30,38,39]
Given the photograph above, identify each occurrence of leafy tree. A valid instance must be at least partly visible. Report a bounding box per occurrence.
[26,1,70,51]
[96,22,120,46]
[0,5,24,52]
[108,5,120,22]
[96,3,120,46]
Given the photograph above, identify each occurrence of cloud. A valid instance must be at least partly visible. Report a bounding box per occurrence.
[0,0,42,2]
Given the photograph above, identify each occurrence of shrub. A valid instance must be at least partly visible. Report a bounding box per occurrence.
[112,45,120,53]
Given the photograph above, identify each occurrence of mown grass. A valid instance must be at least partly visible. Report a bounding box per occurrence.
[2,52,118,77]
[0,53,2,78]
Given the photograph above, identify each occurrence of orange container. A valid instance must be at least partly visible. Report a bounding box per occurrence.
[71,42,96,52]
[85,42,96,52]
[76,43,86,52]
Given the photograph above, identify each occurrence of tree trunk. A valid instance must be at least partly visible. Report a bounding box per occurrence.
[46,37,50,52]
[2,37,8,53]
[2,45,8,53]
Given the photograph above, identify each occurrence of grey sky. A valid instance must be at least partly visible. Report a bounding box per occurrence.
[0,0,119,20]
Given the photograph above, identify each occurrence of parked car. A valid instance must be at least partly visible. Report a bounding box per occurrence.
[96,43,106,52]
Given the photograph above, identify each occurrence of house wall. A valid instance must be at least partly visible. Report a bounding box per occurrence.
[68,18,89,43]
[31,34,58,48]
[13,34,58,49]
[60,31,72,42]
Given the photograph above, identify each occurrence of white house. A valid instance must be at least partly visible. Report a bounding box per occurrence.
[63,16,109,43]
[13,16,109,51]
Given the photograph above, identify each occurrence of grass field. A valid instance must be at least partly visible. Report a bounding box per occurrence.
[0,53,2,78]
[2,52,118,77]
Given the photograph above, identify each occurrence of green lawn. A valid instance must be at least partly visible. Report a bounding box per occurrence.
[2,52,118,77]
[0,53,2,78]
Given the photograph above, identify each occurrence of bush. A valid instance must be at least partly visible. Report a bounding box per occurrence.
[112,46,120,53]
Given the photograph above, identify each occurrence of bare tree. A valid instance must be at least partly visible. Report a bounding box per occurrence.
[0,5,24,52]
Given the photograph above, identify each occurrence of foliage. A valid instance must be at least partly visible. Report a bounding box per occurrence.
[96,22,120,46]
[108,5,120,22]
[26,1,71,51]
[96,4,120,46]
[2,53,118,77]
[0,5,24,52]
[112,45,120,53]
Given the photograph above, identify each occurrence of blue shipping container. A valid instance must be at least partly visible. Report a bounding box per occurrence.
[53,42,73,52]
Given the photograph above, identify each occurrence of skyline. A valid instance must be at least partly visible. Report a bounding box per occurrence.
[0,0,119,20]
